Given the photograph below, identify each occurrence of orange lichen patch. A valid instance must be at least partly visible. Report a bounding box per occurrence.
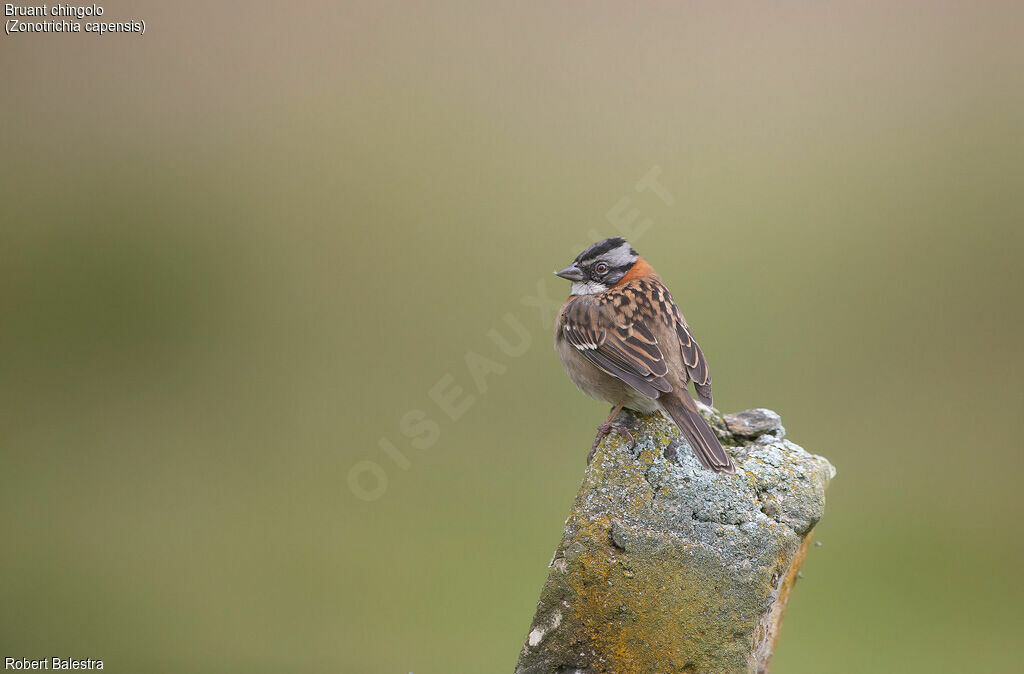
[752,531,813,672]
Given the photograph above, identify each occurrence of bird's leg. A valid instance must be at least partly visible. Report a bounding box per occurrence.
[587,403,636,463]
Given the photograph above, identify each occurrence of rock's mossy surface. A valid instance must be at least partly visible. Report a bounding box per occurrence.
[515,407,834,674]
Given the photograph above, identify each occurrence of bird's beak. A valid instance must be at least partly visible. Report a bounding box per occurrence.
[554,264,585,281]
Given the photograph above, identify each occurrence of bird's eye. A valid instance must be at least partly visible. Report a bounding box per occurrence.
[595,262,609,275]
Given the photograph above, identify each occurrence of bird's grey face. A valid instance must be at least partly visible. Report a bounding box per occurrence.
[555,237,639,295]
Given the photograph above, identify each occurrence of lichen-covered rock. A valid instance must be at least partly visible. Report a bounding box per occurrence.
[515,407,835,674]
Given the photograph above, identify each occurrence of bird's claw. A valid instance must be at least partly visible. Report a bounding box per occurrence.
[587,422,636,463]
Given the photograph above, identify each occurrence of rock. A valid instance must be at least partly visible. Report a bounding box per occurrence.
[723,408,784,439]
[515,408,835,674]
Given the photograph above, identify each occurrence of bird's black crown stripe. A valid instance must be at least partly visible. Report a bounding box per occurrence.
[576,237,629,262]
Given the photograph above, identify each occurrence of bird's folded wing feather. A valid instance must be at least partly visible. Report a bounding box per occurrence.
[562,298,672,399]
[674,320,713,405]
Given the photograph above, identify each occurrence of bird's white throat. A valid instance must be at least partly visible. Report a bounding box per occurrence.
[570,280,609,295]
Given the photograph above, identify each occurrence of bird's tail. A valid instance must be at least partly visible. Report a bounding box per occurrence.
[659,394,736,473]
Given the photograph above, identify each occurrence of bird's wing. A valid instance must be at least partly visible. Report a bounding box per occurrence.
[674,319,713,405]
[561,297,672,399]
[656,280,712,405]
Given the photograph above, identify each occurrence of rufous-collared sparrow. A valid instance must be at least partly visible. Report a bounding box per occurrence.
[554,237,735,473]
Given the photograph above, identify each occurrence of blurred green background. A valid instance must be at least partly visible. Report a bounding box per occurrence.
[2,2,1022,672]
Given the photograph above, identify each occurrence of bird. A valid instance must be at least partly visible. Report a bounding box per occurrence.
[553,237,735,473]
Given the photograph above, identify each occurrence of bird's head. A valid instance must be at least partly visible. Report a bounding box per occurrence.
[555,237,639,295]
